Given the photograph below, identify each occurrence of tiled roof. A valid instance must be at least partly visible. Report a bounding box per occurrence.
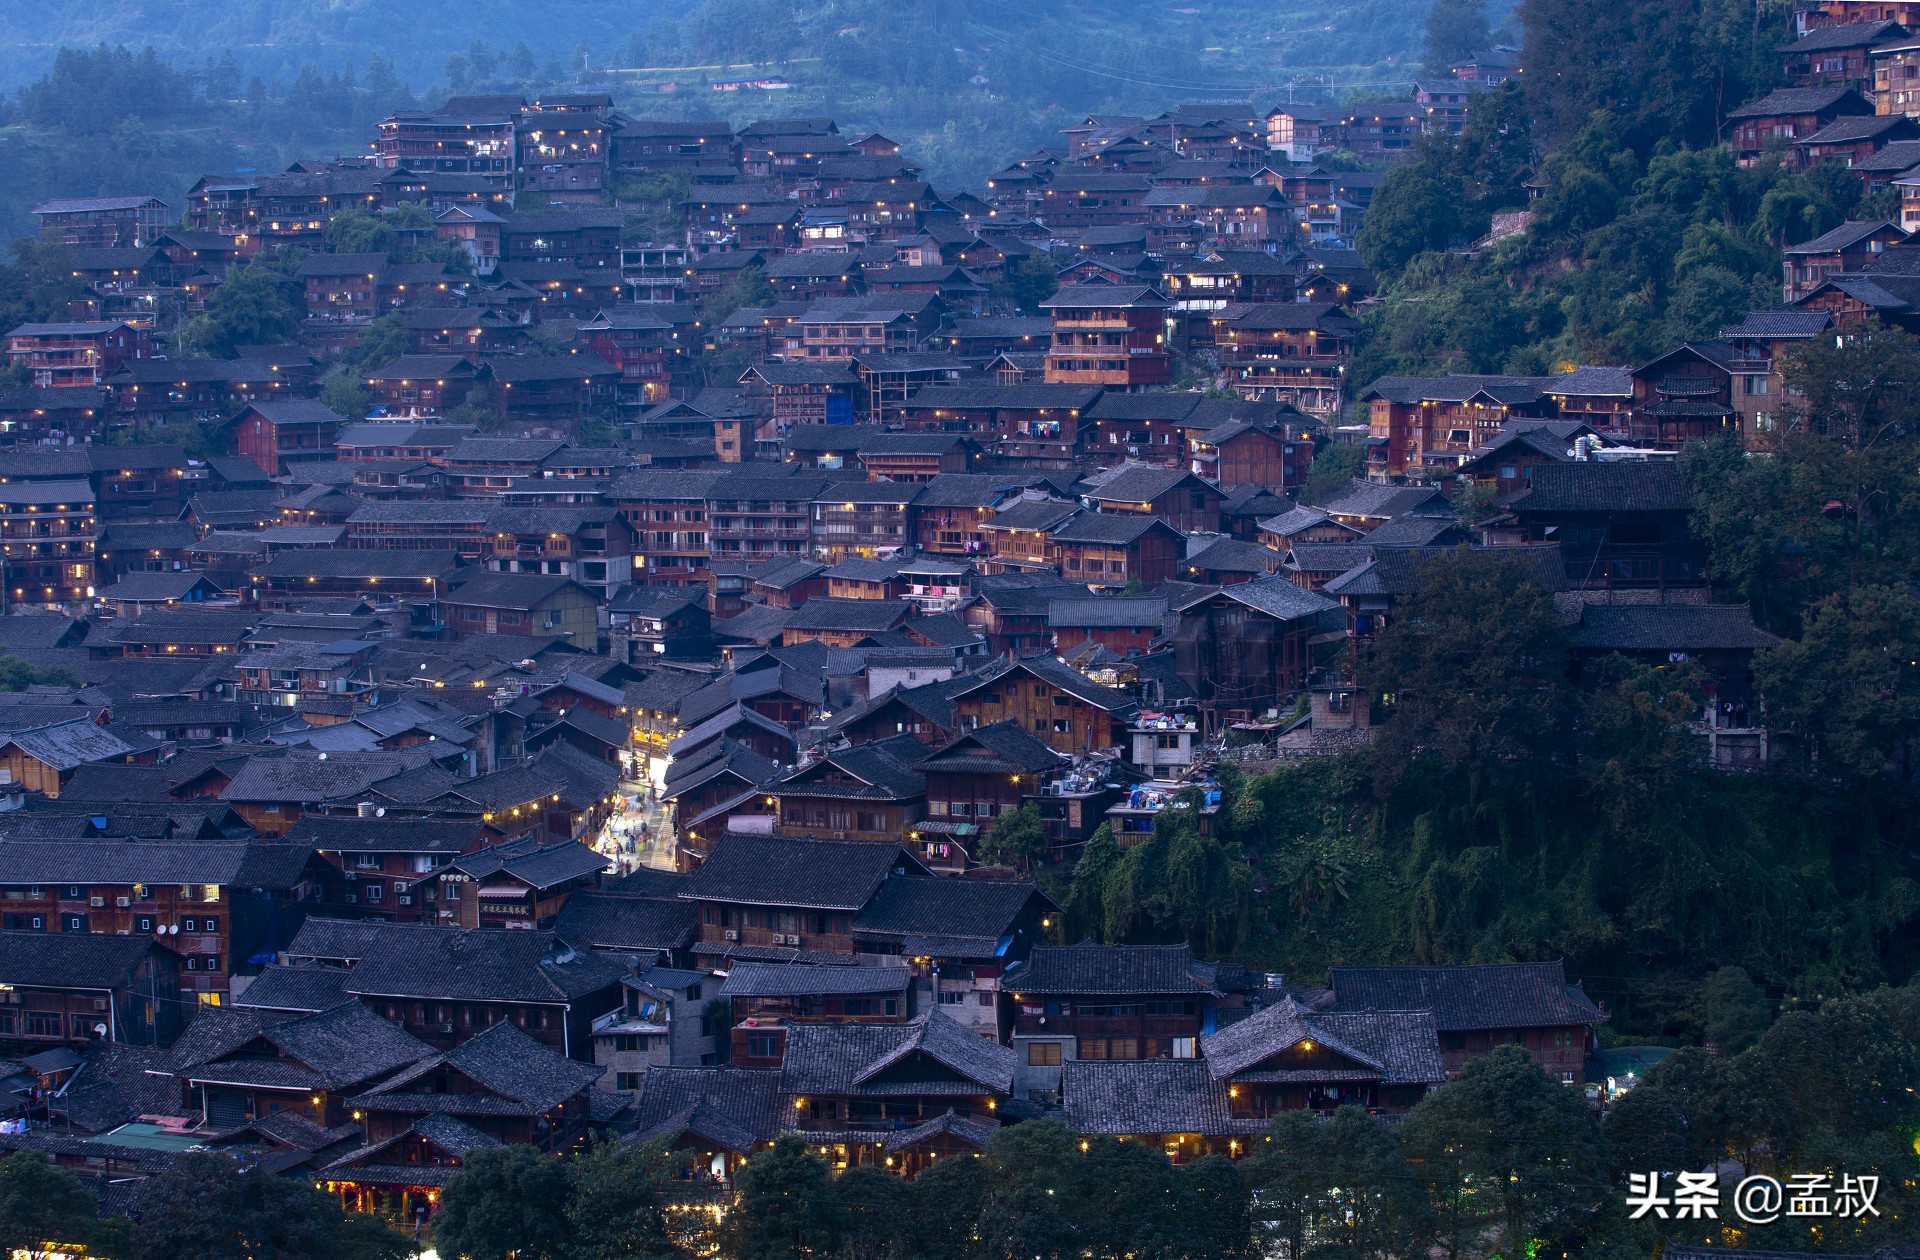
[1047,513,1170,545]
[1211,575,1341,621]
[1011,943,1219,996]
[1726,86,1869,119]
[1572,603,1778,652]
[681,835,915,911]
[1201,996,1443,1085]
[1360,374,1545,406]
[779,1011,1015,1096]
[0,931,161,990]
[1719,309,1835,339]
[0,838,309,887]
[1508,461,1692,512]
[284,917,392,964]
[231,965,354,1014]
[343,924,627,1003]
[1046,596,1168,629]
[185,1001,433,1090]
[1325,961,1605,1031]
[1187,538,1283,574]
[551,891,698,953]
[1315,479,1451,519]
[784,598,911,634]
[719,962,912,997]
[1084,463,1215,505]
[628,1067,784,1151]
[1789,222,1906,261]
[355,1020,603,1114]
[449,838,609,890]
[851,875,1048,955]
[913,720,1066,777]
[1061,1059,1250,1136]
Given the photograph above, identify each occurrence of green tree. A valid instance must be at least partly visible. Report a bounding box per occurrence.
[978,1121,1079,1260]
[334,1214,414,1260]
[339,312,410,376]
[906,1148,990,1260]
[1696,965,1772,1055]
[1177,1156,1253,1260]
[135,1154,344,1260]
[323,209,396,256]
[1780,327,1920,590]
[1063,821,1118,941]
[1242,1107,1426,1260]
[1300,442,1367,506]
[700,265,775,327]
[564,1139,680,1260]
[1355,152,1460,278]
[183,265,300,358]
[1364,548,1571,784]
[0,1151,106,1259]
[990,254,1059,315]
[433,1146,573,1260]
[1402,1046,1614,1258]
[719,1135,845,1260]
[0,653,75,691]
[836,1165,911,1260]
[320,371,373,421]
[1424,0,1490,68]
[978,801,1048,870]
[1756,584,1920,778]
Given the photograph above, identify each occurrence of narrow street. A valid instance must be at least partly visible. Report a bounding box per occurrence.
[593,768,679,874]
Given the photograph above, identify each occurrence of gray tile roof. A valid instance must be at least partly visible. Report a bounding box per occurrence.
[1573,603,1778,652]
[1325,962,1605,1031]
[1061,1059,1251,1136]
[1047,596,1168,629]
[0,838,309,887]
[779,1011,1015,1096]
[232,965,354,1014]
[1726,85,1870,119]
[183,1000,435,1091]
[1011,943,1219,996]
[784,598,912,634]
[1507,461,1692,513]
[1047,512,1172,545]
[551,891,698,953]
[1314,479,1451,519]
[628,1066,784,1151]
[681,835,917,911]
[343,925,627,1004]
[913,720,1066,777]
[719,961,912,997]
[1201,995,1442,1086]
[851,876,1049,956]
[355,1019,604,1115]
[0,931,163,990]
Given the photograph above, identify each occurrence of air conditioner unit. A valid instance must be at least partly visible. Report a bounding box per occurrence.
[439,1022,456,1034]
[398,895,413,907]
[344,894,358,904]
[92,998,107,1012]
[88,897,105,908]
[115,897,130,908]
[723,929,739,941]
[2,993,19,1005]
[343,871,358,881]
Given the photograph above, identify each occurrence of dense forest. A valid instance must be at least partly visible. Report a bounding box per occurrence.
[1353,0,1847,379]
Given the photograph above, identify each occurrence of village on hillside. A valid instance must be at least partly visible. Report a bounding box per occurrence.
[0,0,1910,1256]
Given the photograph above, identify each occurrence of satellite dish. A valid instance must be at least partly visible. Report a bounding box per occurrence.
[167,924,178,935]
[93,1024,106,1037]
[376,808,386,818]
